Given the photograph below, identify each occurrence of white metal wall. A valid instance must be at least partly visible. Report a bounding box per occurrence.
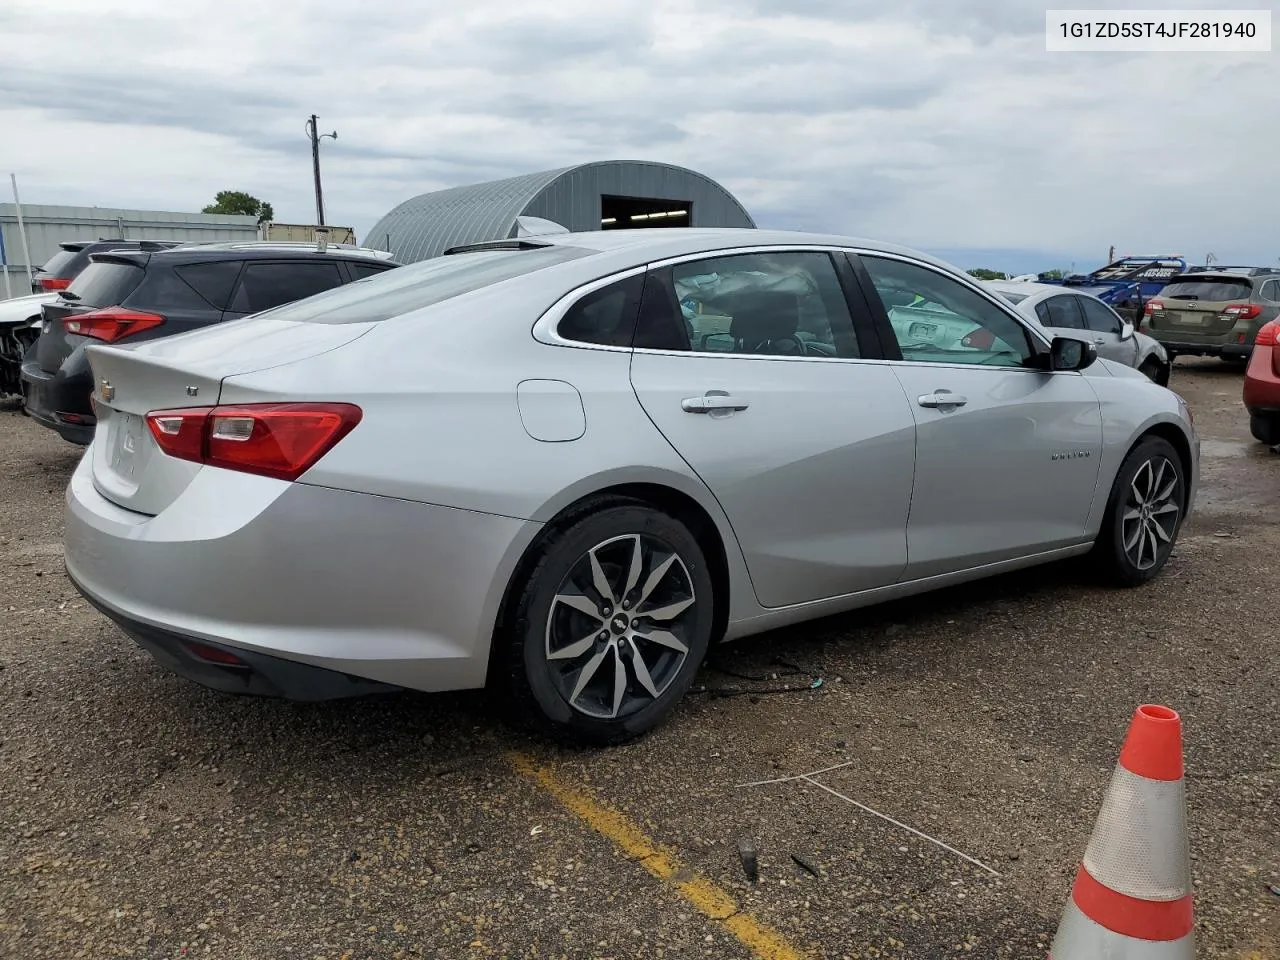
[0,204,258,297]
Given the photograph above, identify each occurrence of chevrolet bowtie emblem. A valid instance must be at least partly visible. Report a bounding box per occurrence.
[100,379,115,402]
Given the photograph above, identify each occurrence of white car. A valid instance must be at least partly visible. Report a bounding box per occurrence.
[0,292,57,398]
[984,280,1171,385]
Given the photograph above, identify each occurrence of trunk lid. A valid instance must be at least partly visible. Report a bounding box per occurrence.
[84,316,375,516]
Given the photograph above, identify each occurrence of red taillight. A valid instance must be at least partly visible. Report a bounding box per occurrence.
[1256,321,1279,347]
[185,641,247,666]
[1222,303,1262,320]
[145,402,362,481]
[64,307,165,342]
[1144,299,1164,315]
[39,276,72,291]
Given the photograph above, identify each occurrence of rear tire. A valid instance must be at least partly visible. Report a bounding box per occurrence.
[498,501,715,746]
[1250,414,1280,445]
[1090,436,1186,587]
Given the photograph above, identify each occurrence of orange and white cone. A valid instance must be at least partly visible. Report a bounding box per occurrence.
[1050,704,1194,959]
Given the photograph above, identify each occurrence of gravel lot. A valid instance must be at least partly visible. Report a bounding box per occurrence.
[1,360,1277,959]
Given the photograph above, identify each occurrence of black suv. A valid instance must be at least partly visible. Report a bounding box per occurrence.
[31,239,183,293]
[21,242,400,444]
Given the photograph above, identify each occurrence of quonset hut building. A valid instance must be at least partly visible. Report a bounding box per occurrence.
[366,160,756,264]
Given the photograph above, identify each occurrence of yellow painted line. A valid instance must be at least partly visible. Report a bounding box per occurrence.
[507,751,809,960]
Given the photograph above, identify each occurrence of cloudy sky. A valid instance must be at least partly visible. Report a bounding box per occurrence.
[1,0,1276,273]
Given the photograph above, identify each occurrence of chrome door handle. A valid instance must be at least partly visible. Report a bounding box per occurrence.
[917,392,968,409]
[681,393,749,414]
[1093,337,1106,344]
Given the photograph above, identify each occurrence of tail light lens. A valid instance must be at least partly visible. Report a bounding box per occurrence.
[38,277,72,291]
[1144,299,1164,315]
[64,307,165,342]
[1256,321,1278,347]
[145,402,362,481]
[1222,303,1262,320]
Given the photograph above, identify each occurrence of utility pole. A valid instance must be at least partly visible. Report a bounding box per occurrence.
[304,114,337,226]
[10,174,33,287]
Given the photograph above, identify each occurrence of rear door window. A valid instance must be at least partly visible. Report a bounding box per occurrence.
[174,261,243,310]
[1038,295,1084,329]
[228,261,346,314]
[1078,296,1123,334]
[1160,277,1253,302]
[65,261,145,307]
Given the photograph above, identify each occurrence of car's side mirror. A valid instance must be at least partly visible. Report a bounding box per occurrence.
[1120,321,1135,340]
[1051,336,1098,371]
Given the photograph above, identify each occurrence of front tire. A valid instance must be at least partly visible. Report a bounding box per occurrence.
[1250,414,1280,445]
[1091,436,1186,587]
[499,502,715,745]
[1138,357,1168,386]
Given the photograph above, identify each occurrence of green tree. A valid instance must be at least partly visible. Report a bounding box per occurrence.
[966,267,1007,281]
[202,190,274,223]
[1039,268,1066,279]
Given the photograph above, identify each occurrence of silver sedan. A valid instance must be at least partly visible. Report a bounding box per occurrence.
[984,279,1172,385]
[64,228,1199,744]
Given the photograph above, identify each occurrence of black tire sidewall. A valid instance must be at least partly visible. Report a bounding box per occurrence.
[510,504,715,744]
[1250,414,1280,445]
[1101,437,1186,584]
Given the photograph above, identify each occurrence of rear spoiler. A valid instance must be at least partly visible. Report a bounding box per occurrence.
[87,251,151,268]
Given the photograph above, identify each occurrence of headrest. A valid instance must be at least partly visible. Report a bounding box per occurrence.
[727,291,801,346]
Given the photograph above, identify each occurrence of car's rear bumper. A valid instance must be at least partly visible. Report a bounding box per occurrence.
[19,358,96,443]
[1243,346,1280,414]
[64,450,540,699]
[1151,337,1252,360]
[69,578,403,700]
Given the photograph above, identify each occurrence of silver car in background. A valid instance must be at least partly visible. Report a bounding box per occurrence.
[63,228,1198,744]
[984,279,1172,385]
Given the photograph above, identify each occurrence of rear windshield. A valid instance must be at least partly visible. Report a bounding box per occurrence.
[65,261,145,307]
[37,249,83,277]
[1160,277,1253,301]
[260,245,593,324]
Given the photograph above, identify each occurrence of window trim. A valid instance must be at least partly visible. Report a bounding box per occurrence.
[536,244,913,363]
[533,243,1056,367]
[846,250,1057,373]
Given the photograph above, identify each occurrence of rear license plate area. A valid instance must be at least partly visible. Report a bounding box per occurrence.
[107,411,147,480]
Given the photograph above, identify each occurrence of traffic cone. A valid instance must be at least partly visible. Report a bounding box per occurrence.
[1050,704,1194,958]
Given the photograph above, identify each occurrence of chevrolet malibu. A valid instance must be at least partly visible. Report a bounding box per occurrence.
[64,228,1199,744]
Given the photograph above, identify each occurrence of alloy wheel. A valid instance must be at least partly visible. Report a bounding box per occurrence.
[544,534,697,720]
[1121,456,1181,571]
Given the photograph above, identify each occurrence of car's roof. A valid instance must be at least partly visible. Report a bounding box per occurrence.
[162,241,397,261]
[92,243,401,267]
[1168,271,1258,282]
[461,227,968,275]
[985,279,1084,298]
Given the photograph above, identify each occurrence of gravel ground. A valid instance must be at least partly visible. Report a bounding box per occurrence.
[1,359,1277,959]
